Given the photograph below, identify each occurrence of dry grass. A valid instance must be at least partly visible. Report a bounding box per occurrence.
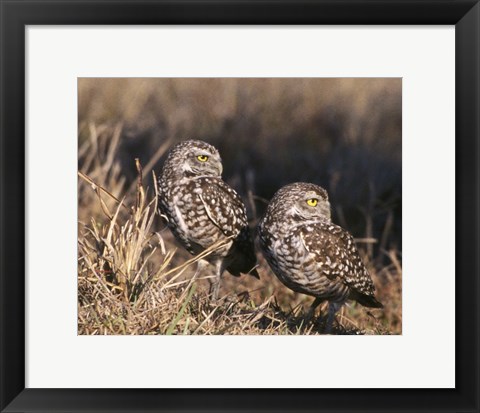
[78,78,402,335]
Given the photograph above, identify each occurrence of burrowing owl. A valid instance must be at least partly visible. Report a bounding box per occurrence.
[258,182,382,332]
[158,140,258,299]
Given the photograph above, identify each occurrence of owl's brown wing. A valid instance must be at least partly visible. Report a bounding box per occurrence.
[299,222,379,303]
[197,177,259,278]
[197,178,247,237]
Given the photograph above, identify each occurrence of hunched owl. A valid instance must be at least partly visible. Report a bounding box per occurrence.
[258,182,382,332]
[158,140,259,300]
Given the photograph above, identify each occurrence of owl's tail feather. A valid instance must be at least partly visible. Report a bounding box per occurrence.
[351,291,384,308]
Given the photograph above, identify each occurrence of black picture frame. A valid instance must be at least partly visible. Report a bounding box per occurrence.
[1,1,478,412]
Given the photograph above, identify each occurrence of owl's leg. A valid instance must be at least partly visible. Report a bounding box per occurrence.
[208,260,224,302]
[193,259,208,280]
[324,302,342,334]
[305,297,324,325]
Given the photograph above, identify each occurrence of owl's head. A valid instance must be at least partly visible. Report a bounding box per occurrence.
[165,140,223,178]
[267,182,331,222]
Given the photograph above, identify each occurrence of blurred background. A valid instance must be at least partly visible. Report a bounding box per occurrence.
[78,78,402,334]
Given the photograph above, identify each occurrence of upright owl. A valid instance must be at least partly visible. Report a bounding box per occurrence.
[258,182,382,332]
[158,140,259,300]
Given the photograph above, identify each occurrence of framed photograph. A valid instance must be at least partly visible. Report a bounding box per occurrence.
[77,76,401,338]
[1,1,478,412]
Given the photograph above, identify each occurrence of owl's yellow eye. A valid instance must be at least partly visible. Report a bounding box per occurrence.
[197,155,209,162]
[306,198,318,207]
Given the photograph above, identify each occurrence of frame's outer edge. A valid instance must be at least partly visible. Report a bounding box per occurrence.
[456,2,480,411]
[0,1,26,412]
[0,0,477,25]
[0,1,479,412]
